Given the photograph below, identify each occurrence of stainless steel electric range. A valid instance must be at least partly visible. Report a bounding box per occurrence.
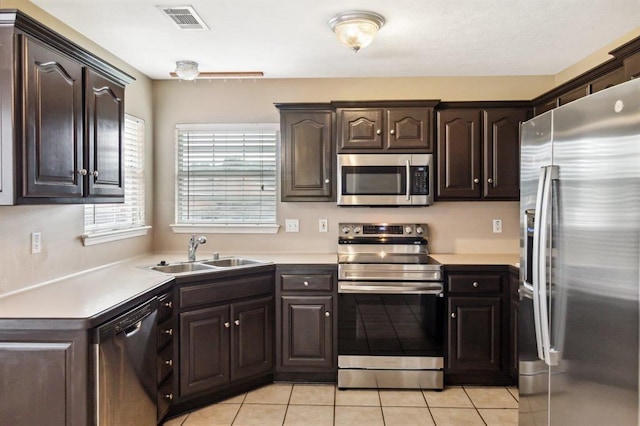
[337,222,444,389]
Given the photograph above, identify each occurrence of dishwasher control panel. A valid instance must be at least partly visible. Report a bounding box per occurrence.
[97,298,158,341]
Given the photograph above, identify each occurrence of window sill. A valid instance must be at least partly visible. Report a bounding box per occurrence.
[170,224,280,234]
[81,226,152,246]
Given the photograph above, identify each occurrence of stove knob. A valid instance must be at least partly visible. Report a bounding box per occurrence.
[353,226,362,234]
[405,226,413,234]
[416,226,424,235]
[341,226,351,234]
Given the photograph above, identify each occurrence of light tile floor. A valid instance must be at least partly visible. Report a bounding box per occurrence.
[163,384,518,426]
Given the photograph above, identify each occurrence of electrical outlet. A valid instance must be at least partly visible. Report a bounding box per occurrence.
[492,219,502,233]
[31,232,42,254]
[285,219,299,232]
[319,219,328,233]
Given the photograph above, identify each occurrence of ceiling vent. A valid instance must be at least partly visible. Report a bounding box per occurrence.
[157,5,209,30]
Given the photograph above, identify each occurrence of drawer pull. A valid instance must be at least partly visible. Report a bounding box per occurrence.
[473,282,479,288]
[224,322,230,328]
[163,301,173,308]
[163,328,173,335]
[164,359,173,366]
[234,320,240,326]
[451,312,457,318]
[163,393,174,401]
[303,281,309,286]
[325,311,330,317]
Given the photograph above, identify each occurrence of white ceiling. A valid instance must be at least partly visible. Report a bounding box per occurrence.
[30,0,640,80]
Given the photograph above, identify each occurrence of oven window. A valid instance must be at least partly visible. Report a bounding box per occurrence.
[338,293,443,357]
[342,166,406,195]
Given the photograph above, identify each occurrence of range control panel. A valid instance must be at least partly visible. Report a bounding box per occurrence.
[339,223,428,238]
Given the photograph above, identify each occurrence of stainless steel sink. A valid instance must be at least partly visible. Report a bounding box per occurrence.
[149,262,216,273]
[200,257,264,267]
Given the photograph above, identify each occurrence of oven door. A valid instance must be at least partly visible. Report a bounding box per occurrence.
[337,154,433,206]
[338,281,444,358]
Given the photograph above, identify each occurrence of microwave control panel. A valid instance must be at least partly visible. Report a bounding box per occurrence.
[410,166,430,195]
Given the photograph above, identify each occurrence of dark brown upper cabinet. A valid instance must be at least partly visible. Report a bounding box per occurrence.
[334,102,438,153]
[437,106,528,201]
[278,108,334,202]
[0,11,133,205]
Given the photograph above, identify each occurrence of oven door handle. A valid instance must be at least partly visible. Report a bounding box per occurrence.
[338,281,443,295]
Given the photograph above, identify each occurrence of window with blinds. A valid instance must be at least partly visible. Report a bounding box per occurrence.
[84,115,146,234]
[175,123,277,226]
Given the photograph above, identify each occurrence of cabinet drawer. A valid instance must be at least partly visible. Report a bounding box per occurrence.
[157,378,173,421]
[157,318,174,349]
[448,274,502,294]
[281,274,333,292]
[157,341,174,383]
[158,292,174,321]
[179,273,273,309]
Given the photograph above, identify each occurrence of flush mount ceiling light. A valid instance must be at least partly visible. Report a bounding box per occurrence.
[328,11,385,52]
[174,60,199,80]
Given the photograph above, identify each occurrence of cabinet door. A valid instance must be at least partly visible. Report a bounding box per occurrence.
[85,68,125,199]
[21,36,83,199]
[590,68,625,93]
[230,296,273,381]
[558,85,589,106]
[436,109,481,199]
[280,295,333,370]
[338,109,384,150]
[483,109,527,200]
[448,296,502,372]
[179,305,230,397]
[280,110,334,201]
[623,51,640,80]
[533,98,557,116]
[385,108,433,151]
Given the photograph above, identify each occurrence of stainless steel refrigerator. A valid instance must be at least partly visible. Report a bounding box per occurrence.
[519,78,640,425]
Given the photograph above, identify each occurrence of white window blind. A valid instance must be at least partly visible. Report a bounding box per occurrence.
[84,115,146,234]
[175,123,277,225]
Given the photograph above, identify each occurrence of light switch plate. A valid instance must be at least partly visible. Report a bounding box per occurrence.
[31,232,42,254]
[285,219,299,232]
[319,219,328,232]
[492,219,502,233]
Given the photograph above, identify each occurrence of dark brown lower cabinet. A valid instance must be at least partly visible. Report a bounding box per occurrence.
[179,297,273,398]
[445,266,514,385]
[448,296,502,372]
[0,331,88,426]
[281,295,333,370]
[275,265,337,381]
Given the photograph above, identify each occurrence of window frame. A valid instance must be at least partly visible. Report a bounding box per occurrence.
[170,123,279,234]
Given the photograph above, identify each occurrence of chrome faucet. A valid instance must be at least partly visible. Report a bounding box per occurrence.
[188,234,207,261]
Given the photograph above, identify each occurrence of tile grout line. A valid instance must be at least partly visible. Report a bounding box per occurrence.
[462,386,489,426]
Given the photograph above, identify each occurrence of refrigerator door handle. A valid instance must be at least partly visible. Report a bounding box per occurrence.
[532,166,548,361]
[538,165,559,367]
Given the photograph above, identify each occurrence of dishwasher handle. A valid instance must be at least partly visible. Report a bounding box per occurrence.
[96,297,158,343]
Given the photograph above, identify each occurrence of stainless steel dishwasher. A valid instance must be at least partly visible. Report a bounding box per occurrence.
[94,297,159,426]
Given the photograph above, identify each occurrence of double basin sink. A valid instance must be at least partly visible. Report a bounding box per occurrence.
[147,257,267,275]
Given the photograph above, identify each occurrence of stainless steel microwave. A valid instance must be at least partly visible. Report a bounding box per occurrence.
[337,153,434,206]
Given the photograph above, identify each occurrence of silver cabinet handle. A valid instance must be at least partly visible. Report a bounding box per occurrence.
[234,320,240,326]
[165,359,173,366]
[376,129,382,135]
[487,178,493,184]
[91,170,99,177]
[77,169,88,176]
[473,178,480,184]
[163,328,173,335]
[390,129,395,135]
[324,179,330,184]
[451,312,456,318]
[325,311,330,317]
[303,281,309,286]
[224,322,230,328]
[163,393,174,401]
[163,301,173,308]
[473,282,479,288]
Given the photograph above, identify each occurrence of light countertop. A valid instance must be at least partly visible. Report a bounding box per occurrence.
[0,251,518,321]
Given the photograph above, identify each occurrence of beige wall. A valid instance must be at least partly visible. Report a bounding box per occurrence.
[0,1,155,296]
[152,77,549,257]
